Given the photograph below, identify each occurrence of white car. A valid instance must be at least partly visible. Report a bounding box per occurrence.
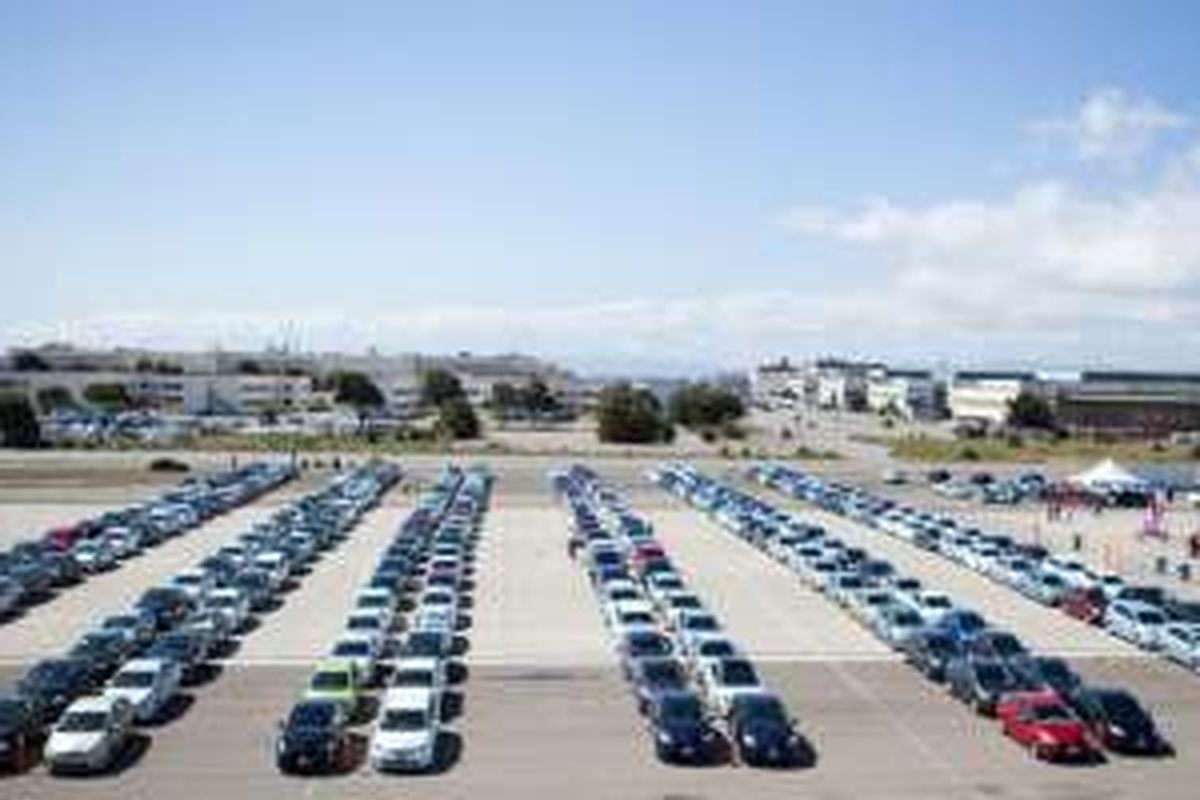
[104,658,182,723]
[44,695,134,774]
[875,606,924,649]
[1105,600,1168,650]
[697,657,765,716]
[370,687,441,772]
[1160,622,1200,670]
[685,634,742,677]
[357,589,399,628]
[390,656,447,697]
[417,587,457,618]
[410,607,456,652]
[206,588,251,632]
[609,602,660,638]
[170,569,215,602]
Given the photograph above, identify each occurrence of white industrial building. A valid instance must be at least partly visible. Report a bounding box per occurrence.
[947,371,1038,426]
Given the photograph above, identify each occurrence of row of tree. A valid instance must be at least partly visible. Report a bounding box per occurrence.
[595,381,746,444]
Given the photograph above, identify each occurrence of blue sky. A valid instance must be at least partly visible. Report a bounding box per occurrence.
[3,1,1200,374]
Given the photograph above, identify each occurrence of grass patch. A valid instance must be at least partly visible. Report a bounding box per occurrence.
[883,434,1200,463]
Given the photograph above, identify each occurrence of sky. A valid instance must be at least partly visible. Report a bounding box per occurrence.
[3,1,1200,376]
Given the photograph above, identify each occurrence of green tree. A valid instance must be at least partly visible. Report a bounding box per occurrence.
[328,371,385,434]
[668,382,745,430]
[436,397,481,440]
[35,386,75,413]
[596,383,673,444]
[1007,390,1056,430]
[0,393,41,447]
[420,368,466,407]
[83,382,132,412]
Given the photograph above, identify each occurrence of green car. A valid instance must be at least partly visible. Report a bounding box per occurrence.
[304,659,362,716]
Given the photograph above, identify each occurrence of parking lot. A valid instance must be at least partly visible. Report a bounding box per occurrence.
[3,454,1200,798]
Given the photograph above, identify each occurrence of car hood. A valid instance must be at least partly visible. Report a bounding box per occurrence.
[46,730,106,755]
[104,686,154,706]
[373,729,433,752]
[1034,721,1089,744]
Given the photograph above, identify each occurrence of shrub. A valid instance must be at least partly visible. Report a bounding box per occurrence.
[148,457,190,473]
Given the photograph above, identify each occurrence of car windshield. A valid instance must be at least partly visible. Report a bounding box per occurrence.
[381,709,427,731]
[349,616,382,630]
[927,635,956,655]
[104,616,137,628]
[423,594,451,606]
[359,596,389,608]
[700,640,735,658]
[925,596,952,608]
[1031,703,1073,722]
[956,612,985,632]
[175,575,203,585]
[622,612,654,625]
[1138,610,1166,624]
[685,616,718,632]
[644,662,684,684]
[334,640,371,657]
[1099,693,1145,724]
[1037,660,1076,685]
[660,694,704,722]
[628,634,671,657]
[288,703,334,728]
[721,661,759,686]
[392,670,433,687]
[739,695,786,722]
[975,665,1009,689]
[210,596,238,608]
[992,635,1025,657]
[58,711,109,732]
[893,611,922,626]
[112,670,156,688]
[311,671,350,691]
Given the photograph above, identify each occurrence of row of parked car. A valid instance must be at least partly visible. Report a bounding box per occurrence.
[554,464,808,768]
[0,462,295,620]
[763,463,1200,674]
[654,463,1173,764]
[274,464,491,776]
[0,462,400,775]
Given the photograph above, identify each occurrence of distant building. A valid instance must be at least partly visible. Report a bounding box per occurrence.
[808,358,884,411]
[1053,372,1200,437]
[750,358,805,402]
[947,371,1038,426]
[866,368,939,420]
[0,369,313,416]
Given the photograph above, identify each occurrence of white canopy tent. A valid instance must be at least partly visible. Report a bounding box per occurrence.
[1069,458,1149,492]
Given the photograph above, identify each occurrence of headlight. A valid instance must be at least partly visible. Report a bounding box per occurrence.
[743,734,757,747]
[657,731,672,744]
[1109,724,1126,738]
[1037,731,1056,745]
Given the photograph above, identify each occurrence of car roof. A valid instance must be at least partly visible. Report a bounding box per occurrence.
[118,658,169,672]
[64,694,125,713]
[380,687,435,710]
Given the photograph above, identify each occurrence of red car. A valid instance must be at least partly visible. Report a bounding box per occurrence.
[630,541,666,570]
[43,523,89,552]
[1060,587,1107,626]
[997,691,1098,761]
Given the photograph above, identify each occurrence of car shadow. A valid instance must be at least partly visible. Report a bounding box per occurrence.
[440,690,465,722]
[0,735,45,777]
[353,695,381,726]
[141,692,195,728]
[450,636,471,657]
[184,662,224,688]
[446,661,469,686]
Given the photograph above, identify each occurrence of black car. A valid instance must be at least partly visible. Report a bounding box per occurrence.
[0,694,42,770]
[40,551,84,587]
[727,692,803,767]
[68,630,134,682]
[136,586,194,630]
[145,631,208,682]
[903,630,962,682]
[17,658,97,721]
[618,631,675,677]
[630,657,689,714]
[965,631,1028,664]
[646,690,720,764]
[946,658,1029,716]
[101,610,159,650]
[1068,688,1172,756]
[1010,656,1082,698]
[275,700,351,773]
[1164,599,1200,624]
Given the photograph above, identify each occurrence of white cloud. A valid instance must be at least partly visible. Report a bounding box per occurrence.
[1030,87,1189,163]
